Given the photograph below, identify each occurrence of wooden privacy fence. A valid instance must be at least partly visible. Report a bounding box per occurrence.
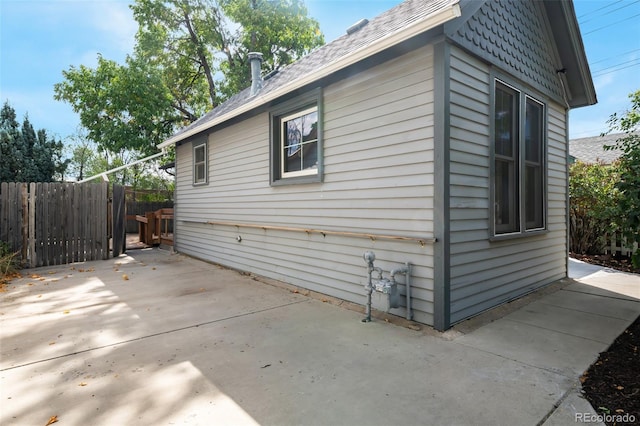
[0,182,125,268]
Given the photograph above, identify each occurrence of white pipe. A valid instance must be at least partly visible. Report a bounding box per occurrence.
[78,151,165,183]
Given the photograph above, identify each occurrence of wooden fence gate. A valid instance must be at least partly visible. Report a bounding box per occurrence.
[0,182,126,268]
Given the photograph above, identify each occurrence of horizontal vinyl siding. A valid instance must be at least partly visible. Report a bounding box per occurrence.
[447,45,568,324]
[175,45,436,325]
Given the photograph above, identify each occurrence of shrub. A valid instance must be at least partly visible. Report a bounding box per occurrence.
[605,90,640,267]
[569,161,620,254]
[0,241,20,283]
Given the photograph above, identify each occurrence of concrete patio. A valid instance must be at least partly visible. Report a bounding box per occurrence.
[1,249,638,425]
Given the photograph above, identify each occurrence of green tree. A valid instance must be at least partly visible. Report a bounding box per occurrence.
[55,55,177,156]
[66,134,106,182]
[0,101,68,182]
[0,102,23,180]
[133,0,323,107]
[132,0,227,114]
[54,0,324,157]
[604,89,640,267]
[217,0,324,98]
[65,127,175,198]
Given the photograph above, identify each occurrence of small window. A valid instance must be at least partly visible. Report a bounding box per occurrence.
[193,142,207,185]
[270,89,323,185]
[492,79,546,237]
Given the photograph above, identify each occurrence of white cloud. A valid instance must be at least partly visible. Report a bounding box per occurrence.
[592,73,615,92]
[88,1,137,55]
[0,0,139,142]
[32,1,136,64]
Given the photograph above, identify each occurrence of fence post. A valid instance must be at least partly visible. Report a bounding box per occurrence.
[29,183,36,267]
[101,181,109,260]
[20,184,28,265]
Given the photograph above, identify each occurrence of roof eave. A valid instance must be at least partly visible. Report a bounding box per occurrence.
[158,1,462,149]
[544,0,597,109]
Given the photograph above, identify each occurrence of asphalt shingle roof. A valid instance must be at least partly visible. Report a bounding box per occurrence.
[569,133,627,164]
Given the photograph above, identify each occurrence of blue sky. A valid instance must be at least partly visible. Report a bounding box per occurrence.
[1,0,639,144]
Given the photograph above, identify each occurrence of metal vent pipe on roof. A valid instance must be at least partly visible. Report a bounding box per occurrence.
[248,52,263,96]
[346,18,369,35]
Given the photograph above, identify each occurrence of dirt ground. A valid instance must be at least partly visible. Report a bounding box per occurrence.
[571,252,640,274]
[581,315,639,425]
[572,252,639,425]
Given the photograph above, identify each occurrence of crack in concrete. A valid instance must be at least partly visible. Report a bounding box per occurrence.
[452,340,574,379]
[0,299,309,372]
[501,317,612,345]
[536,382,578,426]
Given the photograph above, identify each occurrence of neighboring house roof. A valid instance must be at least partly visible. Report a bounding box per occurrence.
[159,0,595,149]
[569,133,628,164]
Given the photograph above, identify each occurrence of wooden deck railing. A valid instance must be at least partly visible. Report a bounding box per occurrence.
[136,208,174,246]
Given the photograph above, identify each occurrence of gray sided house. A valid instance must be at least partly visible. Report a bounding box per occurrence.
[159,0,596,330]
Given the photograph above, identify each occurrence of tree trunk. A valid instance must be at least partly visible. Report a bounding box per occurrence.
[183,10,218,107]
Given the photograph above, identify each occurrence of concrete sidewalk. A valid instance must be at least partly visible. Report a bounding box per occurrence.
[1,250,638,425]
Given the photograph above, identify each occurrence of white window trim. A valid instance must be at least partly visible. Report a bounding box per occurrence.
[280,106,319,179]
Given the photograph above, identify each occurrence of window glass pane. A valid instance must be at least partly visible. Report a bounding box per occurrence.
[525,166,543,229]
[282,108,318,175]
[195,164,204,183]
[495,159,518,233]
[495,87,516,158]
[525,99,542,163]
[195,145,205,163]
[301,111,318,142]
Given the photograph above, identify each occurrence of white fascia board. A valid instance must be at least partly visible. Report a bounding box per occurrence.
[158,1,461,149]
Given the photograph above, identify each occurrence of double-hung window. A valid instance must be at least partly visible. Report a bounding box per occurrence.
[270,88,323,185]
[492,79,546,237]
[193,141,207,185]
